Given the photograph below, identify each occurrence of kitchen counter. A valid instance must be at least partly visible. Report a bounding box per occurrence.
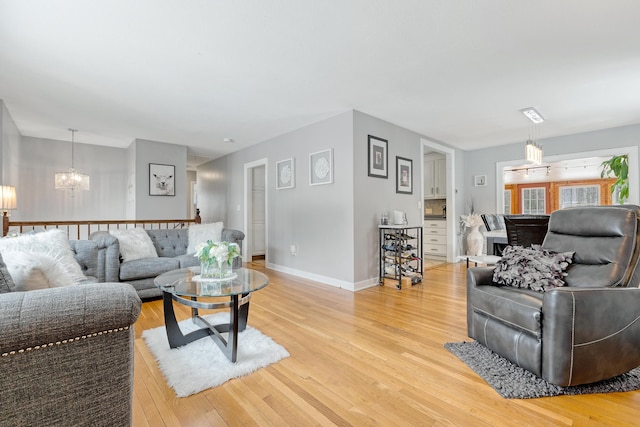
[424,215,446,220]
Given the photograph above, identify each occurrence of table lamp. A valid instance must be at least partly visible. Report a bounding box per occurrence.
[1,185,17,237]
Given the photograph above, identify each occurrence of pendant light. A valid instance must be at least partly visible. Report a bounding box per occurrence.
[54,128,90,192]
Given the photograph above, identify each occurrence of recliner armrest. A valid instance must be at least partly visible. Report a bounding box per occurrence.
[542,287,640,386]
[466,266,496,288]
[466,267,496,338]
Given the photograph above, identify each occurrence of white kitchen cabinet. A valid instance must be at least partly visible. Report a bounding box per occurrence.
[424,154,446,199]
[424,219,447,260]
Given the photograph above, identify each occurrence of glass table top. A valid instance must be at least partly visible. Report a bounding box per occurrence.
[154,267,269,297]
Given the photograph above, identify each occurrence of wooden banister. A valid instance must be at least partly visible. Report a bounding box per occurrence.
[4,217,200,240]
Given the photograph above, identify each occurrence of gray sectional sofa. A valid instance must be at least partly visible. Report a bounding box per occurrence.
[0,276,141,425]
[89,227,245,298]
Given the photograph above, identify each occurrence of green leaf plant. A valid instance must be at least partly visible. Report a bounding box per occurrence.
[601,154,629,204]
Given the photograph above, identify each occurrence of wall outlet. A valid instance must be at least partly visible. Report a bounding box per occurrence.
[290,244,297,256]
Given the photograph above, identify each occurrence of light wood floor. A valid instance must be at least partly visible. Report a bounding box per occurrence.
[132,262,640,426]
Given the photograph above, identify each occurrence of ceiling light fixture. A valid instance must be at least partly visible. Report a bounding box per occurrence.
[521,107,545,124]
[223,138,235,143]
[55,129,90,194]
[522,107,544,165]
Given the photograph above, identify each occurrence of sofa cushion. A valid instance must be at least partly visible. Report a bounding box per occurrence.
[0,252,15,293]
[0,229,87,287]
[119,257,180,281]
[493,245,574,292]
[110,228,158,262]
[187,222,224,254]
[174,253,200,269]
[2,251,84,291]
[147,229,189,258]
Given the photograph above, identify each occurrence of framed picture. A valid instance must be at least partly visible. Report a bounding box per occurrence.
[149,163,175,196]
[474,175,487,187]
[276,158,295,190]
[309,149,333,186]
[396,156,413,194]
[368,135,388,178]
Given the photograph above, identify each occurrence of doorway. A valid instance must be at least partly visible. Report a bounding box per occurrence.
[495,146,639,213]
[243,159,269,264]
[421,139,456,262]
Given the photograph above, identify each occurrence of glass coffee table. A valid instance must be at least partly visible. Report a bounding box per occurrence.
[154,267,269,363]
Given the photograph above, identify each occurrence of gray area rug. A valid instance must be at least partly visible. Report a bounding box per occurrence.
[445,341,640,399]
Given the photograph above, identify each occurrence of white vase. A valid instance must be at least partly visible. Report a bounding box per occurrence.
[466,225,484,256]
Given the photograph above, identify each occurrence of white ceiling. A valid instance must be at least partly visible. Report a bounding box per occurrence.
[1,1,640,161]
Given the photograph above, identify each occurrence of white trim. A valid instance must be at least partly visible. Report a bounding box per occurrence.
[267,262,358,291]
[243,158,269,264]
[495,145,640,213]
[421,138,456,262]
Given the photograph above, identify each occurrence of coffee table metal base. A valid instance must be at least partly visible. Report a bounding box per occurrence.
[162,291,251,363]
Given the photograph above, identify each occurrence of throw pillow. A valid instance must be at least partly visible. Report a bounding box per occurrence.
[1,251,80,291]
[492,245,575,292]
[109,228,158,263]
[0,252,16,293]
[187,222,224,254]
[0,229,87,287]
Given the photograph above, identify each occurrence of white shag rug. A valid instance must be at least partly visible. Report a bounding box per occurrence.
[142,312,290,397]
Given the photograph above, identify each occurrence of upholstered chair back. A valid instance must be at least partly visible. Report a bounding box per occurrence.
[542,206,640,288]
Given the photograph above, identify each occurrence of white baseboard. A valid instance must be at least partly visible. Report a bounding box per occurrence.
[265,263,381,292]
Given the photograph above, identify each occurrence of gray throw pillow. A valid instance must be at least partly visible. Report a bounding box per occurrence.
[0,252,16,293]
[492,245,574,292]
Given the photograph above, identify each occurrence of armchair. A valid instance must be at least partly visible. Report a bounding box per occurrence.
[467,205,640,386]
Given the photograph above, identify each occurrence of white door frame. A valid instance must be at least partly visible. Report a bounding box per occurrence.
[243,158,269,264]
[421,138,457,262]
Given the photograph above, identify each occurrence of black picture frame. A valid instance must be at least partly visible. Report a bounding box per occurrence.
[149,163,176,196]
[368,135,388,178]
[396,156,413,194]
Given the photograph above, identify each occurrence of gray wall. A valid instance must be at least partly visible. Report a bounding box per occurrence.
[18,136,128,221]
[0,100,20,189]
[197,110,457,290]
[463,124,640,215]
[353,111,426,286]
[198,111,356,286]
[132,138,188,219]
[0,102,190,221]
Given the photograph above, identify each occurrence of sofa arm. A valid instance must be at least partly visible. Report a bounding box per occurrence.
[0,282,140,354]
[69,239,100,280]
[0,283,141,425]
[90,232,121,282]
[222,228,246,268]
[542,287,640,386]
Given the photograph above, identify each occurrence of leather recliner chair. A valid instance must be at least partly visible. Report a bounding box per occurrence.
[467,205,640,386]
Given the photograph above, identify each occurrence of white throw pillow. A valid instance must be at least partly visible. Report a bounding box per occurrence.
[187,222,224,254]
[109,227,158,262]
[1,251,79,291]
[0,229,86,287]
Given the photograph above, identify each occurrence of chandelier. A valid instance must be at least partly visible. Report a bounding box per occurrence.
[521,107,544,165]
[55,129,90,192]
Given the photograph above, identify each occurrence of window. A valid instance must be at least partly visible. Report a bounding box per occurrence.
[559,185,600,209]
[522,187,546,214]
[504,190,512,214]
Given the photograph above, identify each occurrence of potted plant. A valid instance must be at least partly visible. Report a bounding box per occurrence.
[601,154,629,204]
